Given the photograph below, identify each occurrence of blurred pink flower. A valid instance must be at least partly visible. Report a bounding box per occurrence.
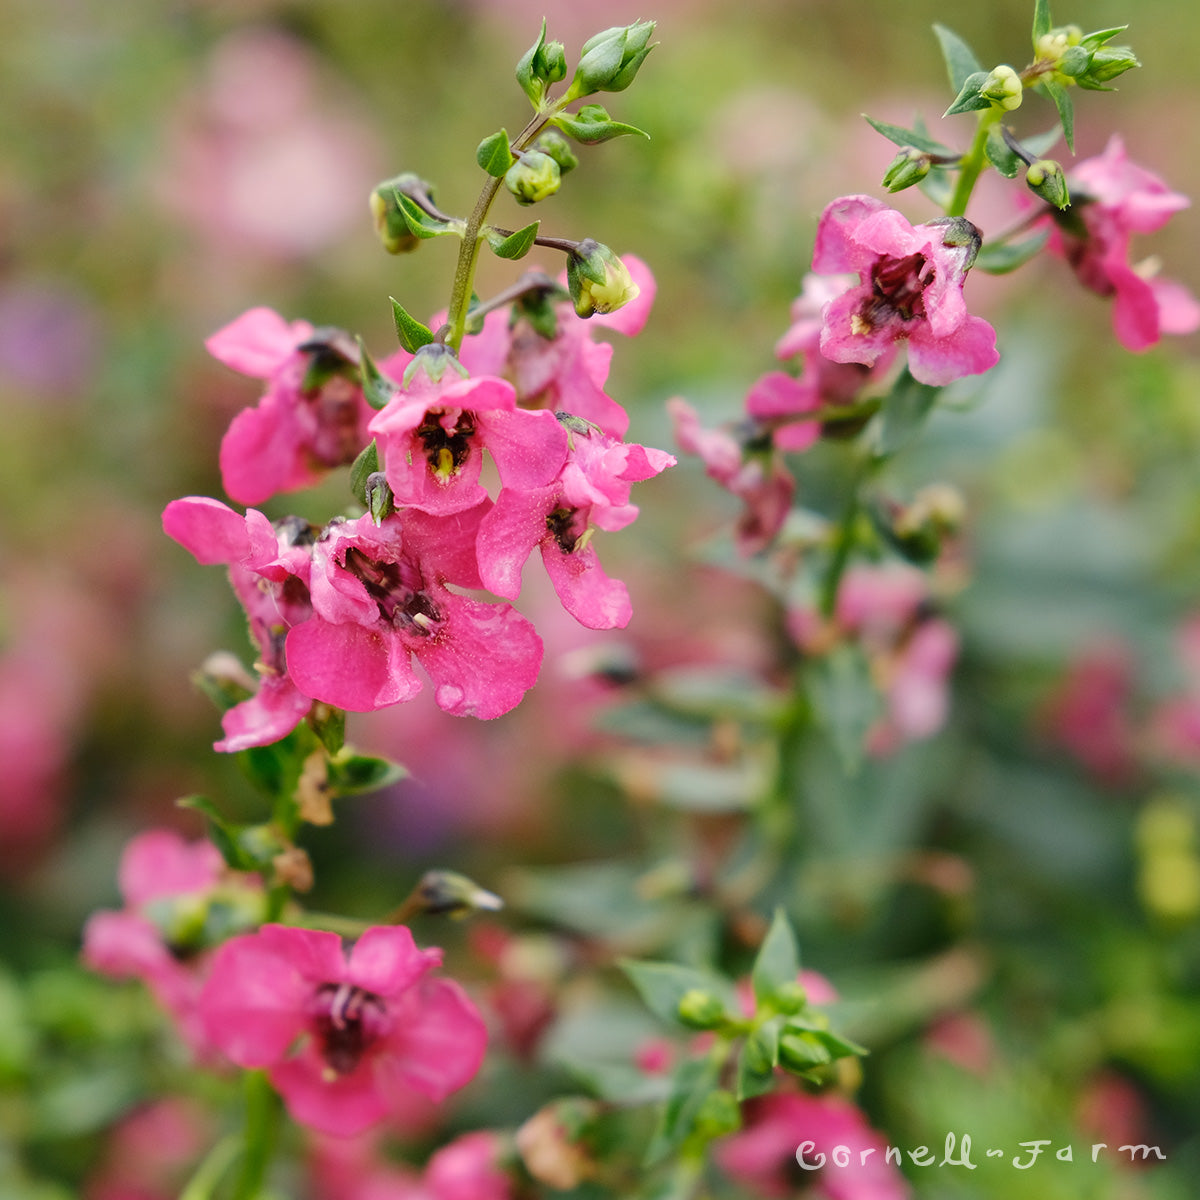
[199,923,487,1137]
[84,1097,211,1200]
[0,279,101,400]
[716,1090,909,1200]
[924,1011,995,1076]
[1048,136,1200,351]
[813,195,998,386]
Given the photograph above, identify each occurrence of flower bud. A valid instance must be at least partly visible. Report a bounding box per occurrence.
[694,1090,742,1139]
[364,471,394,526]
[566,240,640,318]
[882,147,932,193]
[770,979,808,1015]
[677,988,727,1030]
[504,150,563,206]
[369,174,427,254]
[565,20,655,100]
[1026,159,1070,210]
[980,64,1023,110]
[411,869,504,918]
[1084,44,1140,86]
[533,129,579,175]
[1035,24,1082,62]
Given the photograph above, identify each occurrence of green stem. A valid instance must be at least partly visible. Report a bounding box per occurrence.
[179,1134,241,1200]
[231,1070,281,1200]
[819,455,875,619]
[946,109,999,218]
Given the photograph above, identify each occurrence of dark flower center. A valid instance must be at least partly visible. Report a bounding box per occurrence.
[417,409,477,480]
[869,251,932,321]
[342,547,443,636]
[308,982,389,1076]
[546,506,587,554]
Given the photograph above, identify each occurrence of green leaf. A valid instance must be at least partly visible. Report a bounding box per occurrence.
[394,190,450,239]
[350,439,380,504]
[177,795,253,871]
[737,1019,782,1100]
[974,229,1049,274]
[1081,25,1128,50]
[310,705,345,755]
[1032,0,1053,43]
[515,19,547,105]
[862,114,956,157]
[619,960,736,1029]
[356,338,397,411]
[552,104,649,144]
[643,1055,721,1166]
[877,366,940,457]
[1040,78,1075,151]
[985,125,1022,178]
[933,24,984,93]
[485,220,540,260]
[389,297,435,354]
[807,645,883,775]
[327,752,407,797]
[943,70,992,117]
[475,129,514,177]
[752,908,801,1007]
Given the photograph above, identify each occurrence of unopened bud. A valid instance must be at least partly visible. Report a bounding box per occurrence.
[771,980,808,1015]
[778,1031,833,1072]
[882,147,932,193]
[1035,25,1082,63]
[567,240,639,318]
[401,342,469,389]
[566,20,656,100]
[504,150,563,205]
[412,869,503,918]
[677,988,727,1030]
[533,130,579,175]
[1026,159,1070,210]
[1084,44,1140,86]
[364,471,394,526]
[369,174,427,254]
[980,64,1023,110]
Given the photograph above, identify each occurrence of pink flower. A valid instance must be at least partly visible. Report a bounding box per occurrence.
[716,1090,909,1200]
[285,506,543,718]
[367,357,569,516]
[1048,136,1200,351]
[813,195,998,386]
[199,923,487,1137]
[457,255,656,438]
[209,307,375,506]
[162,496,316,752]
[476,420,675,630]
[82,830,262,1052]
[868,617,959,754]
[668,397,794,556]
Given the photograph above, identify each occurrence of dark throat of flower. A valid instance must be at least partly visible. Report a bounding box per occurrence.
[860,252,932,328]
[417,409,477,482]
[309,981,389,1077]
[342,547,443,636]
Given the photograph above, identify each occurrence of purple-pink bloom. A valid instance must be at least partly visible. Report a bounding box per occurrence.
[1047,136,1200,351]
[367,364,568,517]
[668,397,794,556]
[285,505,543,718]
[199,923,487,1138]
[476,421,675,630]
[209,307,375,506]
[813,195,998,386]
[456,255,656,438]
[163,496,316,752]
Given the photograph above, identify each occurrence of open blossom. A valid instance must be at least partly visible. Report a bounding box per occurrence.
[668,397,794,555]
[813,195,998,387]
[368,352,569,516]
[199,924,486,1137]
[457,255,656,438]
[82,830,263,1052]
[716,1090,909,1200]
[476,419,675,630]
[209,307,375,506]
[162,496,316,752]
[1047,136,1200,351]
[285,505,543,718]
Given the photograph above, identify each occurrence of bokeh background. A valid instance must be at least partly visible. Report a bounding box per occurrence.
[3,0,1199,1196]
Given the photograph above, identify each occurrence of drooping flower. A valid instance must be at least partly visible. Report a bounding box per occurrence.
[82,829,263,1052]
[285,504,543,718]
[209,307,375,505]
[162,496,316,752]
[813,195,998,386]
[476,418,675,630]
[367,350,569,516]
[715,1090,910,1200]
[1046,136,1200,351]
[198,923,486,1137]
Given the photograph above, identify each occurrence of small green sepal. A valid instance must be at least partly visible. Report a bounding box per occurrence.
[350,440,381,505]
[476,129,515,177]
[356,338,398,411]
[565,20,655,101]
[486,220,541,260]
[515,20,566,107]
[943,71,993,117]
[365,472,394,526]
[389,298,435,354]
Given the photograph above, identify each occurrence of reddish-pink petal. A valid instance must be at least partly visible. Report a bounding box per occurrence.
[906,313,998,385]
[214,677,312,754]
[218,395,307,507]
[162,497,252,565]
[206,307,309,378]
[119,830,223,906]
[477,486,558,600]
[347,926,442,999]
[286,618,421,712]
[541,540,632,631]
[271,1045,393,1138]
[811,195,887,274]
[480,407,569,491]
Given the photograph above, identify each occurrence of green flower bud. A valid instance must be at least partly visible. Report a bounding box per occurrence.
[882,147,932,193]
[694,1090,742,1139]
[1026,159,1070,210]
[770,980,808,1015]
[565,20,656,101]
[533,130,579,175]
[504,151,563,206]
[980,64,1023,111]
[1035,24,1082,62]
[369,174,427,254]
[410,869,504,918]
[567,240,640,319]
[778,1031,833,1072]
[677,988,728,1030]
[1084,44,1140,86]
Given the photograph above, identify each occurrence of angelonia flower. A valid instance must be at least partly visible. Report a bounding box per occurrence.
[813,195,999,387]
[1045,136,1200,352]
[198,923,487,1137]
[82,829,264,1052]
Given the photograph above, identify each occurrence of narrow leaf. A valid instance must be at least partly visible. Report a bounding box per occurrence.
[643,1056,721,1166]
[862,114,956,157]
[974,230,1050,275]
[356,338,397,410]
[751,908,801,1006]
[1032,0,1053,43]
[736,1019,782,1101]
[327,752,407,797]
[943,71,992,118]
[394,191,442,239]
[389,297,435,354]
[933,24,984,93]
[486,220,540,260]
[1041,78,1075,151]
[877,367,939,457]
[619,959,735,1029]
[985,125,1022,178]
[350,440,380,505]
[475,129,514,177]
